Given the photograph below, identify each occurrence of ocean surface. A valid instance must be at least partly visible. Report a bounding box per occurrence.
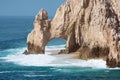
[0,16,120,80]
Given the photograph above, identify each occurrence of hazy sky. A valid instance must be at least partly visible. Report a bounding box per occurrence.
[0,0,65,16]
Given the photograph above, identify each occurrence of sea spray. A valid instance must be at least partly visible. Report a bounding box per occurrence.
[2,54,56,66]
[0,44,107,68]
[1,53,107,68]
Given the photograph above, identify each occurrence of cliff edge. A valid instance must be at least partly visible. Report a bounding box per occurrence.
[24,0,120,68]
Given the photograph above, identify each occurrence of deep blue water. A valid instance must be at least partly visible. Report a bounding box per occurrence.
[0,16,120,80]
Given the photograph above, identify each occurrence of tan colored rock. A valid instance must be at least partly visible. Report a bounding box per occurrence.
[25,9,51,54]
[25,0,120,67]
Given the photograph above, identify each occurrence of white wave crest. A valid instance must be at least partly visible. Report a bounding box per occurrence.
[24,74,53,77]
[0,44,107,68]
[1,53,107,68]
[1,54,56,66]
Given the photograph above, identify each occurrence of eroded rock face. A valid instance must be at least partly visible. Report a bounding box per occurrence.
[25,0,120,67]
[25,9,51,54]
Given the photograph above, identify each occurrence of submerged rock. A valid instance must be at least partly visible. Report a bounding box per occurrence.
[25,0,120,67]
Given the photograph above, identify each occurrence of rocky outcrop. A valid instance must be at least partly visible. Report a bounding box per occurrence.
[24,9,51,54]
[25,0,120,67]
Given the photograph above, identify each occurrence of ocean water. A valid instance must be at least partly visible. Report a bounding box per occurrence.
[0,16,120,80]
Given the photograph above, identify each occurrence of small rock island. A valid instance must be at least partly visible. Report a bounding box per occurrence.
[24,0,120,68]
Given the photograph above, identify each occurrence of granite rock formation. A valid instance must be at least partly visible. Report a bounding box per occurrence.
[25,0,120,67]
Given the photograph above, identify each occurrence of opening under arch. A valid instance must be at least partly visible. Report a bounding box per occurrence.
[45,38,66,54]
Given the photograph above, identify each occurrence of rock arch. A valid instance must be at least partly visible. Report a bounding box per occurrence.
[25,9,76,54]
[24,0,120,67]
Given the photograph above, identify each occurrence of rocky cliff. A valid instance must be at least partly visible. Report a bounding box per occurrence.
[25,0,120,68]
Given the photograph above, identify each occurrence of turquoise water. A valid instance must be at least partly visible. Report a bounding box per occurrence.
[0,16,120,80]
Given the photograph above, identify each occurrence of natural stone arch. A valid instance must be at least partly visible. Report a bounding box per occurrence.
[24,0,120,67]
[25,9,79,54]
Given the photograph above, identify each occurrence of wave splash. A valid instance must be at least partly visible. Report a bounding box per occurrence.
[0,45,107,68]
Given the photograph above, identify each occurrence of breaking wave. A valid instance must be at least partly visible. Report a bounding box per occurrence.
[0,45,107,69]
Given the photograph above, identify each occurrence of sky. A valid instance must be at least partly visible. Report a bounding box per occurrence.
[0,0,65,16]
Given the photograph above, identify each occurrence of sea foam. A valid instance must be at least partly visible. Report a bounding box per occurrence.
[0,45,107,68]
